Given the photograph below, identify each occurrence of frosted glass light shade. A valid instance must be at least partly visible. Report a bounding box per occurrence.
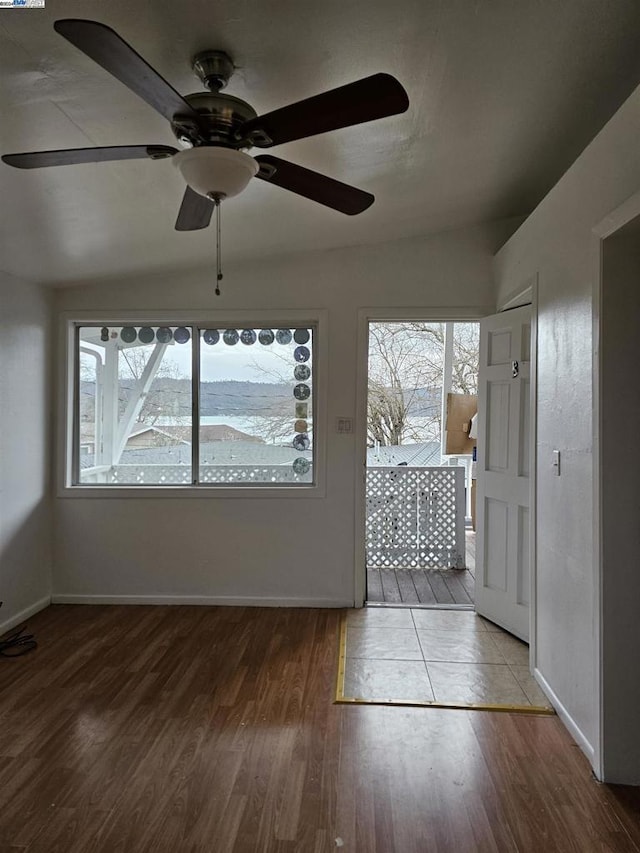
[173,147,258,199]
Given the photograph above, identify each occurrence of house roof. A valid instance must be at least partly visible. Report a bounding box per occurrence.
[118,440,311,467]
[80,422,263,445]
[127,424,263,444]
[3,1,640,284]
[366,442,442,468]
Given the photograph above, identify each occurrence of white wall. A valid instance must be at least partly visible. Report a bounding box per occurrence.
[600,229,640,784]
[0,272,52,631]
[494,83,640,778]
[52,224,504,607]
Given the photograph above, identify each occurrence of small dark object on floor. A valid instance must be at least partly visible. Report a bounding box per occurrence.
[0,602,37,657]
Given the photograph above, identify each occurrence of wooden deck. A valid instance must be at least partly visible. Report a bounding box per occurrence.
[367,530,476,606]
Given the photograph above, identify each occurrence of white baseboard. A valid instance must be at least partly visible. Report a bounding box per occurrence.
[534,667,595,763]
[0,596,51,635]
[51,594,353,608]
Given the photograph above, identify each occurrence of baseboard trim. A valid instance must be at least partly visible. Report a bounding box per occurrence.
[0,596,51,635]
[534,667,595,763]
[51,594,353,608]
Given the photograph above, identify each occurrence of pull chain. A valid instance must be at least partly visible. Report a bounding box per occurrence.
[214,196,223,296]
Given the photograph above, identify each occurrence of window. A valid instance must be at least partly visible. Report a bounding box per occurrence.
[74,323,314,487]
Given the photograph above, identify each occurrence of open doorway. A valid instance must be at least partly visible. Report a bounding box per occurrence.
[364,320,479,607]
[341,309,545,711]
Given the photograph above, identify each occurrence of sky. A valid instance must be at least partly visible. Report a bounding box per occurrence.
[202,333,304,383]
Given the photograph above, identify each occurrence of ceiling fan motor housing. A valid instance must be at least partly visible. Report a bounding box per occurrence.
[171,91,258,148]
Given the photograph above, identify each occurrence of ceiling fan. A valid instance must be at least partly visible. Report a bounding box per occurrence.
[1,19,410,231]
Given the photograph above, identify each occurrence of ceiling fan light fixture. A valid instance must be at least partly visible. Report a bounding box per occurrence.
[173,147,258,199]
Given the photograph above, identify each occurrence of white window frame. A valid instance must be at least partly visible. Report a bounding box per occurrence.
[57,309,328,499]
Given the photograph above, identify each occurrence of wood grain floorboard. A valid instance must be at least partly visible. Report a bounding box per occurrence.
[369,568,475,605]
[379,570,402,603]
[0,605,639,852]
[366,568,383,602]
[459,567,476,599]
[395,570,419,603]
[409,569,438,604]
[423,569,455,604]
[366,531,476,605]
[440,570,473,605]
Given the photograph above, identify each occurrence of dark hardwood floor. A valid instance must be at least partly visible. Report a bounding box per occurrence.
[1,604,639,852]
[367,530,476,606]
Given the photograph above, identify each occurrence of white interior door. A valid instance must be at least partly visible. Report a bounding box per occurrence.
[475,305,532,641]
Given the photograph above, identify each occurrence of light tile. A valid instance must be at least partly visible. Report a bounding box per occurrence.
[490,632,529,665]
[427,661,530,706]
[417,629,505,664]
[411,609,488,633]
[510,666,553,709]
[478,617,507,632]
[343,658,435,702]
[347,607,414,629]
[346,626,423,660]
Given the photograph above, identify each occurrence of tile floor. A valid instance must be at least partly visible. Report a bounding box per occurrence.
[341,607,553,710]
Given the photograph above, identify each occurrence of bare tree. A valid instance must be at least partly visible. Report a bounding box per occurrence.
[118,344,189,425]
[367,322,479,446]
[243,348,314,445]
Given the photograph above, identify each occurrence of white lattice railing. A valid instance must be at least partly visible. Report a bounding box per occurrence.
[366,466,466,569]
[80,464,464,567]
[81,464,313,485]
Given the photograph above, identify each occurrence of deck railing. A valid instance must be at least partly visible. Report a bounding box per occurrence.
[80,463,465,568]
[366,466,466,569]
[80,464,313,485]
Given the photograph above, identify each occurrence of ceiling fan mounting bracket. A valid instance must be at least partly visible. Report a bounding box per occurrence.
[257,161,277,180]
[145,145,176,160]
[192,50,235,92]
[243,128,274,147]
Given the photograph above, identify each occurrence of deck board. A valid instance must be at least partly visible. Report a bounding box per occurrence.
[367,531,476,606]
[379,569,402,603]
[459,567,476,599]
[366,567,384,601]
[395,570,419,603]
[408,569,438,604]
[441,570,473,605]
[424,569,455,604]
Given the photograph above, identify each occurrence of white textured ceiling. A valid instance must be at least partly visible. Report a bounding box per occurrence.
[2,0,640,286]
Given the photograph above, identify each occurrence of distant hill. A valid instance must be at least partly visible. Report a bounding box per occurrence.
[199,381,291,415]
[80,379,293,419]
[79,379,440,418]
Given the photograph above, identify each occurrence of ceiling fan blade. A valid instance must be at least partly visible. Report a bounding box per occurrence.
[175,186,214,231]
[2,145,178,169]
[254,155,374,215]
[240,73,408,148]
[54,19,200,123]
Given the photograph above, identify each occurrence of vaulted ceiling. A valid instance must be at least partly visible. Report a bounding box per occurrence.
[2,0,640,285]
